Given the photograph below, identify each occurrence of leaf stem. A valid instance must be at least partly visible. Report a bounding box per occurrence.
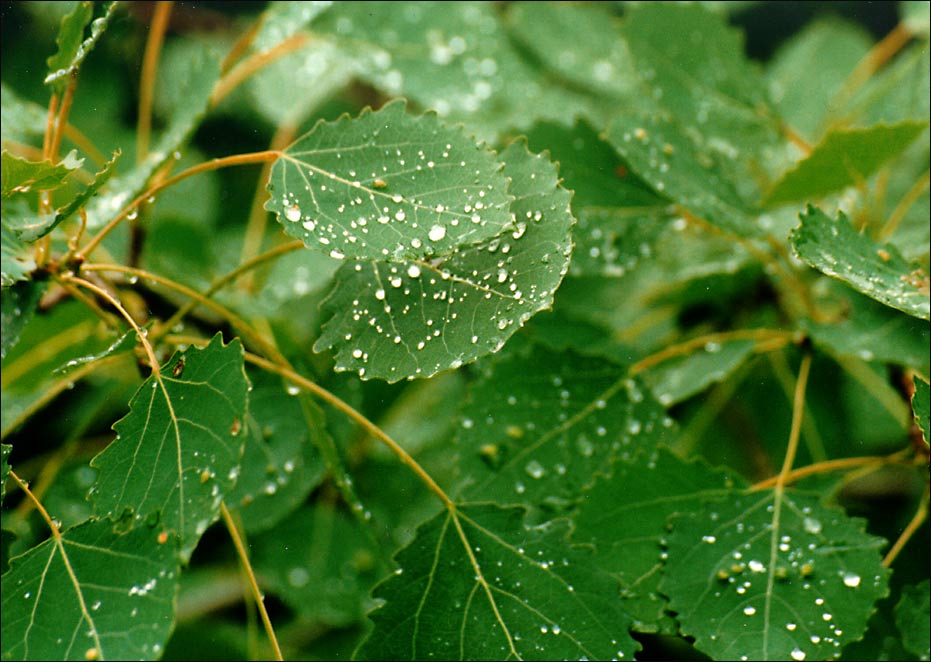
[629,328,795,375]
[877,169,930,242]
[749,452,907,491]
[77,150,281,260]
[220,502,284,661]
[137,1,173,164]
[882,484,929,567]
[49,74,78,163]
[210,32,309,108]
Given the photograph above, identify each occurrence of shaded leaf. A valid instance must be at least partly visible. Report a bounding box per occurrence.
[0,443,10,504]
[313,139,574,381]
[791,206,930,320]
[52,325,138,375]
[913,376,930,447]
[1,279,47,359]
[662,490,890,662]
[252,0,332,53]
[895,579,931,660]
[356,504,637,660]
[0,518,179,661]
[849,43,930,127]
[1,150,82,199]
[0,83,49,145]
[765,121,928,206]
[90,334,249,561]
[45,1,118,94]
[456,342,670,514]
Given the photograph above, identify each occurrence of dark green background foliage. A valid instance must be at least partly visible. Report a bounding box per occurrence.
[1,2,929,661]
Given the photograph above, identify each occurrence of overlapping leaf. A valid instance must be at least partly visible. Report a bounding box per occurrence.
[661,490,889,662]
[45,1,118,94]
[308,135,574,381]
[0,518,179,661]
[895,579,931,660]
[0,443,10,503]
[791,206,930,320]
[90,334,249,561]
[455,342,670,513]
[0,279,47,359]
[1,151,82,199]
[913,376,930,446]
[0,83,48,144]
[356,504,637,660]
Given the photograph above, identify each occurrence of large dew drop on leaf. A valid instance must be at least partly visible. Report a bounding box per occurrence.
[307,137,573,382]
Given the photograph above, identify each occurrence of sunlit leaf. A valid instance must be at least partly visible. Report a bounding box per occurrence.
[455,342,670,514]
[0,518,179,661]
[791,206,930,320]
[90,334,249,561]
[356,504,637,660]
[1,150,82,200]
[573,448,746,631]
[312,138,574,381]
[662,489,890,662]
[912,376,930,447]
[895,579,931,660]
[45,1,118,94]
[765,121,928,205]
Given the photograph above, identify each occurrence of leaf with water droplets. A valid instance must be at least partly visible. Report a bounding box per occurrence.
[0,443,10,504]
[791,205,930,321]
[355,504,637,661]
[765,121,928,206]
[311,138,573,381]
[0,83,48,145]
[1,150,82,200]
[0,278,47,360]
[573,448,746,631]
[912,376,930,447]
[45,2,118,94]
[896,579,931,660]
[90,334,249,561]
[251,0,333,53]
[455,342,669,514]
[661,489,890,662]
[0,517,179,661]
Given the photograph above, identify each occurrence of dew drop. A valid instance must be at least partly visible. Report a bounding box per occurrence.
[428,224,446,241]
[524,459,545,479]
[790,648,806,661]
[408,264,421,278]
[743,606,756,616]
[285,204,302,222]
[375,288,386,300]
[843,572,861,588]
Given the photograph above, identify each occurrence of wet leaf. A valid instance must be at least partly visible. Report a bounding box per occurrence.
[251,0,333,53]
[913,376,930,447]
[662,490,890,662]
[902,1,931,39]
[455,342,670,514]
[0,83,49,145]
[0,443,10,504]
[0,279,47,359]
[791,206,930,320]
[895,579,931,660]
[312,138,573,381]
[45,1,118,94]
[0,518,179,661]
[355,504,637,660]
[1,150,82,200]
[765,121,928,206]
[90,334,249,561]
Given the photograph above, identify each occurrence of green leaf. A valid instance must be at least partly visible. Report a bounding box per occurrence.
[252,0,332,52]
[455,342,670,514]
[765,121,928,205]
[312,138,574,382]
[1,150,82,199]
[51,325,138,375]
[355,504,638,660]
[1,279,48,360]
[791,206,930,320]
[0,518,179,661]
[0,84,50,145]
[661,490,890,662]
[0,443,11,504]
[849,43,930,126]
[267,100,513,262]
[895,579,931,660]
[45,1,118,94]
[90,334,249,561]
[902,1,931,39]
[912,376,930,447]
[605,111,759,237]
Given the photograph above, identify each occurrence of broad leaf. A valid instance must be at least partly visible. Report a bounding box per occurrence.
[791,206,930,320]
[902,1,931,39]
[45,1,118,94]
[0,279,47,359]
[90,334,249,561]
[251,0,332,53]
[895,579,931,660]
[765,121,928,205]
[267,100,513,262]
[573,448,746,630]
[1,151,82,199]
[913,376,930,447]
[662,490,890,662]
[313,139,574,381]
[455,342,670,513]
[640,338,757,406]
[0,83,48,145]
[0,518,179,661]
[356,504,637,660]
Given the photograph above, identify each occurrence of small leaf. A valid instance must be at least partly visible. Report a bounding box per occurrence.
[267,100,513,262]
[456,342,670,513]
[313,139,574,381]
[0,279,47,359]
[662,490,890,662]
[52,325,138,375]
[355,504,637,660]
[765,121,928,205]
[0,443,11,504]
[90,334,249,561]
[0,518,179,661]
[791,206,930,320]
[45,1,118,94]
[1,150,82,199]
[895,579,931,660]
[912,376,930,447]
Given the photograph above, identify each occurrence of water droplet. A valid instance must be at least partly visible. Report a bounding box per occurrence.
[702,535,716,544]
[803,517,822,535]
[524,459,545,479]
[285,204,302,222]
[743,606,756,616]
[407,264,421,278]
[287,567,310,587]
[428,225,446,241]
[843,572,861,588]
[375,288,386,300]
[790,648,806,661]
